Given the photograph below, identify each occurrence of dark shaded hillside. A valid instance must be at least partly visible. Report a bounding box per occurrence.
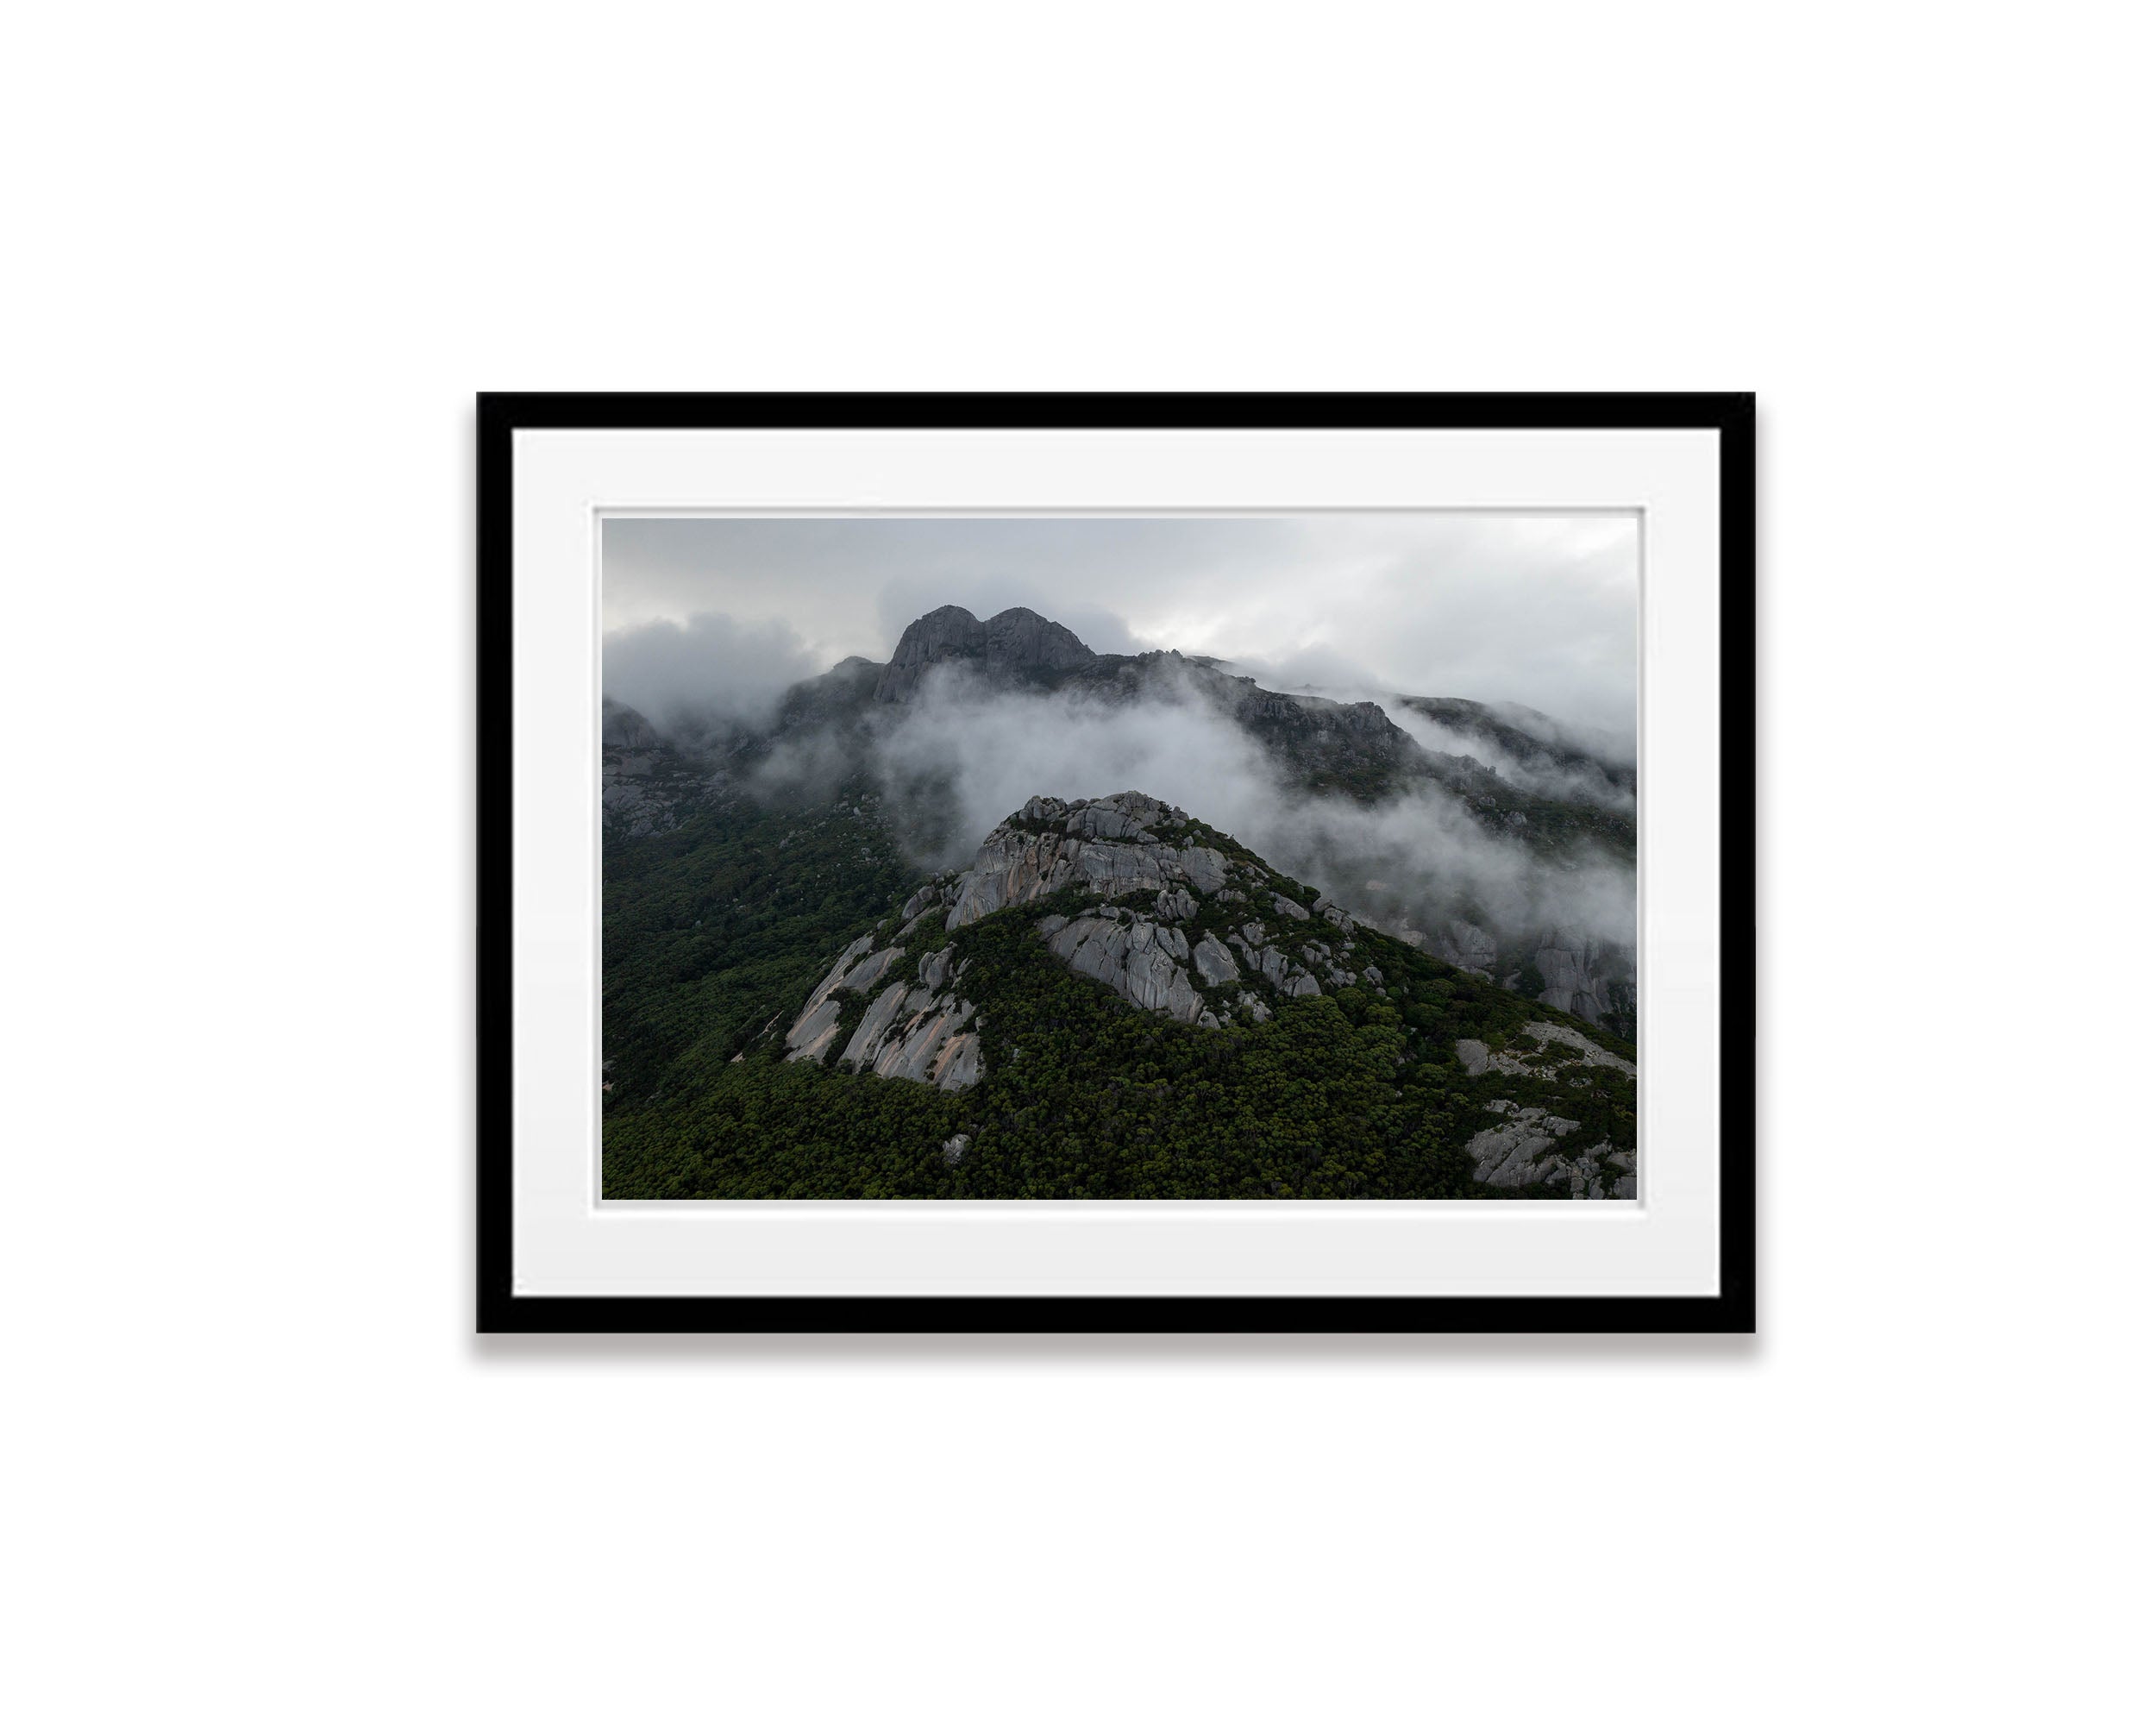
[602,776,915,1108]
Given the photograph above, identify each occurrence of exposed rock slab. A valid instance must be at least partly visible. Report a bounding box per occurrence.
[943,793,1253,929]
[1456,1021,1635,1081]
[1532,925,1637,1028]
[1192,933,1240,986]
[1047,915,1208,1024]
[874,605,1096,703]
[1465,1100,1620,1196]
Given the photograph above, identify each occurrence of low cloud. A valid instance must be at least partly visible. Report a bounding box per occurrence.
[604,513,1639,743]
[604,612,824,737]
[1377,703,1634,812]
[1219,667,1636,810]
[855,666,1635,963]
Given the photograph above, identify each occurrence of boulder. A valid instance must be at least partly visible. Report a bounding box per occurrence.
[1191,934,1240,986]
[1045,916,1205,1023]
[1155,886,1199,922]
[1180,847,1231,895]
[1457,1023,1634,1082]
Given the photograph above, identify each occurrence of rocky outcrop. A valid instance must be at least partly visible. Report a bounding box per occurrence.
[872,605,987,703]
[1463,1100,1624,1197]
[1046,911,1218,1027]
[1434,919,1499,978]
[1455,1021,1636,1082]
[943,793,1236,928]
[985,606,1094,676]
[780,789,1408,1090]
[1532,926,1636,1032]
[1191,933,1239,987]
[874,605,1096,703]
[1452,1023,1636,1197]
[783,934,879,1064]
[842,982,981,1088]
[783,932,981,1089]
[601,698,662,752]
[599,699,714,837]
[1229,687,1413,765]
[995,795,1396,1023]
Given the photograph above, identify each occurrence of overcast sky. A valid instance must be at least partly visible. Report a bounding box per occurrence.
[603,514,1639,737]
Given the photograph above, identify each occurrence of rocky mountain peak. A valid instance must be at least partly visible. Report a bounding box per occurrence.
[779,790,1395,1088]
[873,604,1097,702]
[983,605,1094,674]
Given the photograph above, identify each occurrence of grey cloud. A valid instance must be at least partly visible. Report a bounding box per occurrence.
[602,611,823,736]
[860,665,1635,962]
[603,513,1638,742]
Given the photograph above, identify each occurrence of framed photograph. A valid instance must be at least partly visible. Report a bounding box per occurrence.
[479,393,1754,1332]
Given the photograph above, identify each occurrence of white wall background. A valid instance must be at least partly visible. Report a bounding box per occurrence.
[6,5,2148,1721]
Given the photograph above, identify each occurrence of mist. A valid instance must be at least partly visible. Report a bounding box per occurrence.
[602,515,1641,981]
[859,665,1636,959]
[1215,668,1636,812]
[603,611,824,736]
[1376,701,1635,812]
[604,512,1639,742]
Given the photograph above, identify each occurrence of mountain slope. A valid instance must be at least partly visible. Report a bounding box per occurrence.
[602,601,1638,1047]
[603,793,1636,1201]
[619,605,1631,849]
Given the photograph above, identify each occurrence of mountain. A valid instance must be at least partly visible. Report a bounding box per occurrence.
[873,603,1095,701]
[599,602,1640,1197]
[603,791,1637,1201]
[742,605,1628,841]
[602,603,1637,1036]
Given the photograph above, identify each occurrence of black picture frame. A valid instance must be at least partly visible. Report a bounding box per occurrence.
[479,392,1755,1334]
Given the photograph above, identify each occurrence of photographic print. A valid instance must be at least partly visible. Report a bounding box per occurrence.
[599,512,1640,1202]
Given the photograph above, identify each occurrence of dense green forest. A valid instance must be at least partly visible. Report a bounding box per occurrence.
[602,775,915,1110]
[602,792,1635,1200]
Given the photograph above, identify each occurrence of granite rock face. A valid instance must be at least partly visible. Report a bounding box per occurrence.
[782,932,982,1090]
[943,793,1236,929]
[1454,1027,1637,1198]
[843,982,982,1088]
[783,789,1437,1090]
[1463,1100,1621,1196]
[1046,913,1217,1027]
[1191,933,1240,987]
[1532,926,1637,1030]
[874,605,1096,703]
[1456,1021,1635,1082]
[1434,919,1500,978]
[599,698,719,837]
